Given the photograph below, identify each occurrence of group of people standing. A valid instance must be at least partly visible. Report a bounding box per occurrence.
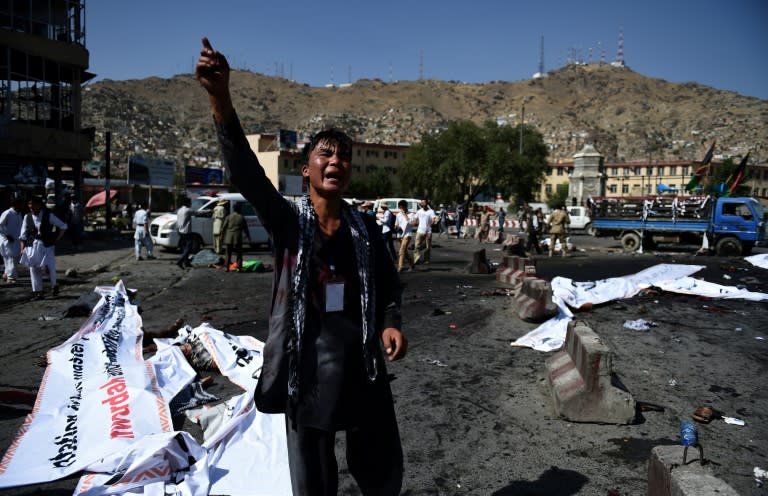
[0,196,69,299]
[211,198,250,271]
[392,198,437,272]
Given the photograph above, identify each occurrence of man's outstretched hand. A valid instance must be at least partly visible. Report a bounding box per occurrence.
[196,37,233,122]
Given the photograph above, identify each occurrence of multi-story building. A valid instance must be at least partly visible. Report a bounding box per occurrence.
[245,132,409,196]
[0,0,92,207]
[539,159,768,206]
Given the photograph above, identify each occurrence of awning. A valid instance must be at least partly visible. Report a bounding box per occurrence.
[85,189,118,209]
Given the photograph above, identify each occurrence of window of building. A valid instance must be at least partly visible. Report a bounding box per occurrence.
[0,1,86,45]
[608,184,617,193]
[545,184,552,194]
[646,167,653,176]
[622,184,629,194]
[623,167,630,176]
[682,166,689,176]
[633,166,641,175]
[3,48,76,130]
[670,166,677,175]
[557,168,564,176]
[657,166,664,176]
[546,167,552,176]
[611,167,618,176]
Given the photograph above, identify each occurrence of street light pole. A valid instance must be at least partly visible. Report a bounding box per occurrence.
[519,103,525,156]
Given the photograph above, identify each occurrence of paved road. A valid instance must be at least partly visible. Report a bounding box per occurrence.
[0,230,766,495]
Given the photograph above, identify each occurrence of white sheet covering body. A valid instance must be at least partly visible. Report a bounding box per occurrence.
[511,263,768,352]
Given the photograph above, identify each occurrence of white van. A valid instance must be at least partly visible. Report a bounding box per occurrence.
[150,193,270,252]
[373,198,421,216]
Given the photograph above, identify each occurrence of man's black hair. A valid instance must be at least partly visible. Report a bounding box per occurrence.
[302,129,353,165]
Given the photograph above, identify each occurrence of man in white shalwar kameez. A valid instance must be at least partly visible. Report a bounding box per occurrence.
[19,197,67,300]
[0,197,24,284]
[132,204,155,261]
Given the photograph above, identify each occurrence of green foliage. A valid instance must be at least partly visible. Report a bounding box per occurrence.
[547,184,569,209]
[399,120,549,206]
[347,167,393,198]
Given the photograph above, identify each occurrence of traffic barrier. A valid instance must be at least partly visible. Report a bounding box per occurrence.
[501,234,526,256]
[647,446,739,496]
[545,320,636,424]
[511,277,558,322]
[466,249,493,274]
[496,255,535,285]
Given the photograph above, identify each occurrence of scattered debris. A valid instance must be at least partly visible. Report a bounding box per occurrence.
[755,467,767,487]
[623,319,656,331]
[421,358,448,367]
[692,406,715,424]
[722,416,746,426]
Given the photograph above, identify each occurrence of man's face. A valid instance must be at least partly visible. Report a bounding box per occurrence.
[29,200,42,214]
[420,199,428,210]
[303,139,351,197]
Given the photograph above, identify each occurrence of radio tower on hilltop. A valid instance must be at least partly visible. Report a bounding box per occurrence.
[533,35,546,79]
[612,27,625,67]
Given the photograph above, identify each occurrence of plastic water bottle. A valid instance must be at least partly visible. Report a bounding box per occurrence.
[680,420,698,446]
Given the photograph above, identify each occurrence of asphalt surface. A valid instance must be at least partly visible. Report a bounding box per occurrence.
[0,228,766,495]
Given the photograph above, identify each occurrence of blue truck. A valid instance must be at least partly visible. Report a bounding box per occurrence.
[590,196,768,256]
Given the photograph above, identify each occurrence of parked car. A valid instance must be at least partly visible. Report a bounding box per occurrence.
[150,193,270,252]
[566,205,593,233]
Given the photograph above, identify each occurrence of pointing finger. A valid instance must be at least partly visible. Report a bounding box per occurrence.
[201,37,213,51]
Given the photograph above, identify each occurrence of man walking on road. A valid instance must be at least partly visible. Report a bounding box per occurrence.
[176,198,193,268]
[396,200,416,272]
[413,198,435,265]
[548,204,571,257]
[196,37,407,496]
[19,196,67,299]
[0,197,24,284]
[133,204,155,261]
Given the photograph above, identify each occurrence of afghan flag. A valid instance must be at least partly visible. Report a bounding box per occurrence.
[727,152,750,196]
[685,141,715,192]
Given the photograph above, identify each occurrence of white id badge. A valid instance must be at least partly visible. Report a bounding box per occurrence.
[325,281,345,312]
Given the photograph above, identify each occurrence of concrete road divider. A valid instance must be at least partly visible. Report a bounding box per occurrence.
[545,320,636,424]
[647,446,739,496]
[512,277,558,322]
[496,255,535,285]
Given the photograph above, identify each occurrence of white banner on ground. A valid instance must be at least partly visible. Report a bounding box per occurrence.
[510,263,754,352]
[0,281,172,488]
[77,322,290,495]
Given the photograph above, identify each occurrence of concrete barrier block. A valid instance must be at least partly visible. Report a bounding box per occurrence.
[647,446,739,496]
[512,277,558,322]
[545,320,636,424]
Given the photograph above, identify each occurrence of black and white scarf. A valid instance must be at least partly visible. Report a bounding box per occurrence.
[289,196,377,398]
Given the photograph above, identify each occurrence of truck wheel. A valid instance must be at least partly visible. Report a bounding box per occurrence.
[620,232,641,252]
[715,237,742,257]
[585,223,595,236]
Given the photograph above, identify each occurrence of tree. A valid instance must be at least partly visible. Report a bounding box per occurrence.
[399,120,549,206]
[547,183,569,209]
[346,167,394,198]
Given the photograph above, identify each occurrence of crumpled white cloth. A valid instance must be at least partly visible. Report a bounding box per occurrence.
[745,253,768,270]
[512,263,768,352]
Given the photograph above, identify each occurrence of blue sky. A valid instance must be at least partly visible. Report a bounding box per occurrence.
[87,0,767,100]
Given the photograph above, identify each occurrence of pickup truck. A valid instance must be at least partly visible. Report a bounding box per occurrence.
[590,196,767,256]
[150,193,270,252]
[566,206,592,232]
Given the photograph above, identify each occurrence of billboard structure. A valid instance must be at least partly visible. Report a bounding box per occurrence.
[128,156,175,188]
[185,166,224,185]
[279,130,298,150]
